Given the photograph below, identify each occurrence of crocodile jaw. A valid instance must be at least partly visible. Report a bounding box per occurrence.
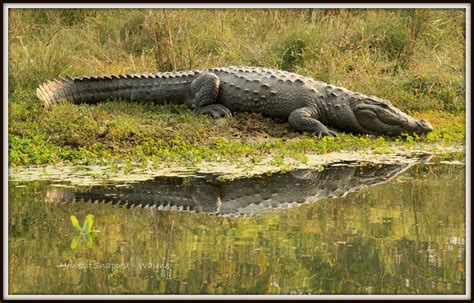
[351,98,433,136]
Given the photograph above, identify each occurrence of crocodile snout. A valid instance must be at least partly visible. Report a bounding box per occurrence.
[416,119,433,134]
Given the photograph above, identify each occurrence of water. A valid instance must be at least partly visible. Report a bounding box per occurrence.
[8,153,466,295]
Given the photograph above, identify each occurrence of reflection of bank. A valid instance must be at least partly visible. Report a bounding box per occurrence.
[46,155,432,217]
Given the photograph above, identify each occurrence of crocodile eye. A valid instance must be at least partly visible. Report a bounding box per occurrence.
[365,97,383,106]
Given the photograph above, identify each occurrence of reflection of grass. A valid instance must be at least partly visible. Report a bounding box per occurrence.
[8,9,466,167]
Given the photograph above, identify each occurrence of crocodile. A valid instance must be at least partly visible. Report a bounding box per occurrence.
[36,66,433,137]
[45,156,430,216]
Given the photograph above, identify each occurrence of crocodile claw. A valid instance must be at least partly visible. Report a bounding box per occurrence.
[195,104,233,118]
[210,108,232,118]
[217,107,233,118]
[317,130,337,139]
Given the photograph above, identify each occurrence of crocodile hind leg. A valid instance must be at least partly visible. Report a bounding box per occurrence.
[186,72,232,118]
[288,107,337,138]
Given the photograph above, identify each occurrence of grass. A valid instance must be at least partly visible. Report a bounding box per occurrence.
[8,100,465,167]
[7,8,466,167]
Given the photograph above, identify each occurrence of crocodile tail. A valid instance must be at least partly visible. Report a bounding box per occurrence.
[36,75,130,109]
[37,76,115,109]
[36,72,198,109]
[36,77,73,109]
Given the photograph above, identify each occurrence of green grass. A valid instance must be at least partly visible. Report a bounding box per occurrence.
[8,9,466,167]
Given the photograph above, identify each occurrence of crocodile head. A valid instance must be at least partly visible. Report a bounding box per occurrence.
[351,96,433,136]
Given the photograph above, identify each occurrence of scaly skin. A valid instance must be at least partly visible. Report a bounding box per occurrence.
[37,66,433,137]
[45,159,425,216]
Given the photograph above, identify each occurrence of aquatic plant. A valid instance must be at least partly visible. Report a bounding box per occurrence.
[70,214,98,249]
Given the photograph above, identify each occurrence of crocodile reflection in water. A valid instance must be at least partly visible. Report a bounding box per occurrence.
[46,156,431,216]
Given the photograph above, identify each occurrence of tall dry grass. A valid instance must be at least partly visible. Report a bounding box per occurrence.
[8,8,466,112]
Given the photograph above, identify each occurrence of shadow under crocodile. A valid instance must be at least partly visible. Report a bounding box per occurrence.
[46,155,431,216]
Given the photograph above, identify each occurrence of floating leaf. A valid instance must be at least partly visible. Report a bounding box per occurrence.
[70,215,81,231]
[86,234,95,248]
[82,214,94,233]
[70,235,80,250]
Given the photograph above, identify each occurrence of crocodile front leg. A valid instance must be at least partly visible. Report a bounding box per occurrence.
[288,107,337,138]
[187,72,232,118]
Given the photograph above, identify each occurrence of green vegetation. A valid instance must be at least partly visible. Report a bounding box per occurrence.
[8,9,466,167]
[69,214,98,249]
